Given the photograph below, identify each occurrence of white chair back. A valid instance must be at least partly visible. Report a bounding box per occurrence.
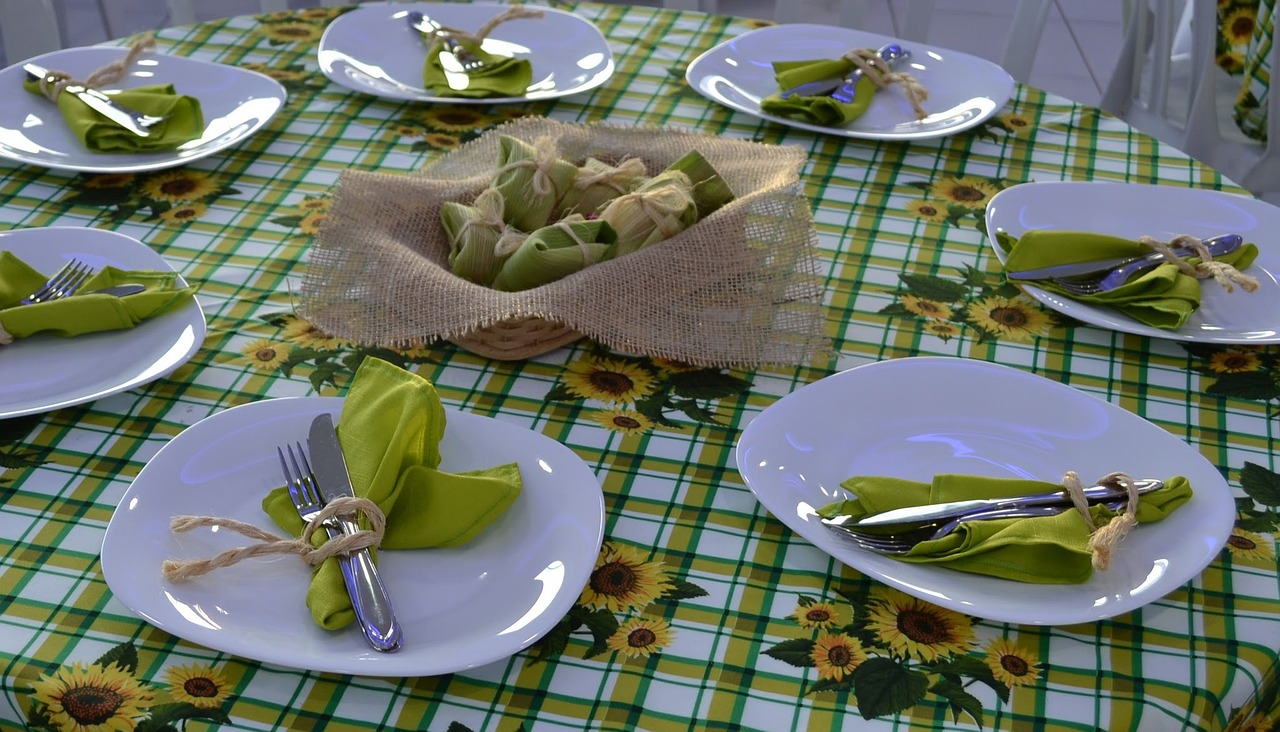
[0,0,62,64]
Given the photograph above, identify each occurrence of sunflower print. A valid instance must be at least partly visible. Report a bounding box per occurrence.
[140,169,220,203]
[1208,350,1262,373]
[810,632,867,681]
[607,617,675,658]
[579,543,671,613]
[865,587,975,662]
[930,176,999,208]
[259,20,325,44]
[1226,527,1275,561]
[790,600,842,630]
[163,663,232,708]
[279,315,349,350]
[901,294,953,320]
[561,357,658,404]
[996,112,1033,137]
[982,638,1042,687]
[965,295,1053,342]
[32,662,154,732]
[238,339,291,372]
[83,173,135,189]
[1221,8,1257,45]
[591,408,654,435]
[904,199,949,223]
[923,320,962,340]
[159,202,208,223]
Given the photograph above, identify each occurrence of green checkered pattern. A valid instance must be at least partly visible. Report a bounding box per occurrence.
[0,3,1277,731]
[1234,0,1273,141]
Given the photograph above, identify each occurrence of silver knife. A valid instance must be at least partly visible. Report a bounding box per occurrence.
[23,62,153,138]
[1006,233,1242,281]
[308,413,404,652]
[821,477,1164,529]
[777,42,906,99]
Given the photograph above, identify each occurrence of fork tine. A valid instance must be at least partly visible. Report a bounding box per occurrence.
[21,260,74,304]
[278,446,302,503]
[289,441,322,508]
[56,262,93,299]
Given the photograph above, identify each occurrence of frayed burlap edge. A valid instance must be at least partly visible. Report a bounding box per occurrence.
[299,117,831,367]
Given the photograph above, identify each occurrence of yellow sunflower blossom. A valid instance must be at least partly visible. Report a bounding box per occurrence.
[810,632,867,681]
[591,409,653,435]
[607,617,675,658]
[32,662,154,732]
[562,357,658,404]
[141,170,219,203]
[983,637,1042,687]
[1208,350,1261,373]
[238,339,290,372]
[297,7,342,20]
[930,176,999,208]
[965,295,1052,342]
[296,197,331,213]
[83,173,135,189]
[417,106,495,132]
[280,316,349,350]
[905,199,949,223]
[866,587,975,662]
[579,543,671,613]
[393,340,432,360]
[299,211,329,236]
[924,320,961,340]
[1226,527,1274,561]
[423,132,462,150]
[790,600,841,630]
[998,113,1033,137]
[902,294,953,320]
[160,202,208,223]
[1218,52,1246,74]
[1222,8,1257,45]
[650,357,701,374]
[164,663,231,708]
[260,20,325,43]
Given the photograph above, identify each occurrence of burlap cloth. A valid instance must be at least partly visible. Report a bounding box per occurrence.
[299,117,830,367]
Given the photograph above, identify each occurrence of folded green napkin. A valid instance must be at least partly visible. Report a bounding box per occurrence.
[759,57,874,127]
[0,251,196,340]
[490,217,617,291]
[422,37,531,99]
[998,230,1260,330]
[262,357,522,630]
[817,474,1193,583]
[23,78,203,153]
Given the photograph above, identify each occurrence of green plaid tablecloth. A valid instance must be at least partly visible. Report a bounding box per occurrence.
[2,3,1279,731]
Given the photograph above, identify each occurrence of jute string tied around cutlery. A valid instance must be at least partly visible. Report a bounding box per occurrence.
[1061,470,1142,571]
[843,47,929,120]
[31,37,155,103]
[1142,234,1260,292]
[160,496,386,582]
[426,6,545,52]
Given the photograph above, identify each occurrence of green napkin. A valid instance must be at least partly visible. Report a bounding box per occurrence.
[422,37,532,99]
[262,357,522,630]
[0,251,196,340]
[817,474,1193,584]
[490,217,617,291]
[759,57,874,127]
[23,78,203,153]
[998,230,1260,330]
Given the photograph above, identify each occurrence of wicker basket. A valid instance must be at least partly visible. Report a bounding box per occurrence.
[447,316,583,360]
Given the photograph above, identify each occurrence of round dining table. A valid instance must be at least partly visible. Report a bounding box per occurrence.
[1,2,1278,731]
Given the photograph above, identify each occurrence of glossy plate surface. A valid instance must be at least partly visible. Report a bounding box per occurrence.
[0,47,286,173]
[685,23,1014,140]
[0,226,205,419]
[734,357,1233,625]
[318,2,614,104]
[987,181,1280,343]
[101,396,606,677]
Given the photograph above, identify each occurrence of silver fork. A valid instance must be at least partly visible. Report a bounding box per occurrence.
[20,259,94,305]
[1049,233,1245,296]
[277,443,403,652]
[407,11,488,72]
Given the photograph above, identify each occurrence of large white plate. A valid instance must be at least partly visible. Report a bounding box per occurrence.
[101,396,606,677]
[317,2,615,104]
[986,181,1280,343]
[0,47,286,174]
[0,226,205,419]
[734,357,1234,625]
[685,24,1014,140]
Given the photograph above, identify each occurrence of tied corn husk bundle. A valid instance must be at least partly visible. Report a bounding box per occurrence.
[492,134,577,232]
[441,187,507,286]
[599,171,699,258]
[558,156,648,218]
[490,215,617,292]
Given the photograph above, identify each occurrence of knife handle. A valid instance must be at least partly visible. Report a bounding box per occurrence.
[321,520,403,652]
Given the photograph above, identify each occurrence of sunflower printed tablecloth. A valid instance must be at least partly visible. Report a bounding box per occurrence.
[2,3,1280,731]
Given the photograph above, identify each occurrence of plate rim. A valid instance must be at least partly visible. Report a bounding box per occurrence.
[734,355,1235,625]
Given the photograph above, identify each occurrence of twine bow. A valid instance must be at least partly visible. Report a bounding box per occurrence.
[1139,234,1259,292]
[841,47,929,120]
[573,157,647,195]
[160,495,386,582]
[455,188,506,244]
[32,37,156,103]
[609,173,695,240]
[1061,471,1141,571]
[493,135,564,199]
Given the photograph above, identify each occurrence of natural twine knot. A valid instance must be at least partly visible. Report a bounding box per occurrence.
[494,135,564,199]
[1138,234,1260,292]
[553,215,597,267]
[573,157,647,194]
[428,7,545,52]
[33,37,156,103]
[0,323,12,346]
[160,495,385,582]
[841,47,929,120]
[1061,470,1141,571]
[455,188,506,243]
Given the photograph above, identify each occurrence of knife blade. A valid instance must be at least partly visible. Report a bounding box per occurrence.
[1005,233,1243,281]
[308,413,404,652]
[821,477,1164,529]
[23,63,153,138]
[777,42,905,99]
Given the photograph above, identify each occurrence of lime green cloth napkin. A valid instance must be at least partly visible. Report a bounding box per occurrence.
[759,57,874,127]
[816,474,1193,583]
[0,251,196,339]
[23,78,203,153]
[262,357,523,630]
[422,38,531,98]
[998,230,1260,330]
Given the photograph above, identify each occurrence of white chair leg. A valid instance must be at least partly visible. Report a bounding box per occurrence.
[999,0,1052,83]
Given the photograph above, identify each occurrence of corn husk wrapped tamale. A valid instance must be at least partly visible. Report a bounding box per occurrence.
[668,149,735,219]
[441,187,508,285]
[558,156,648,218]
[492,134,578,232]
[490,215,618,292]
[598,170,698,258]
